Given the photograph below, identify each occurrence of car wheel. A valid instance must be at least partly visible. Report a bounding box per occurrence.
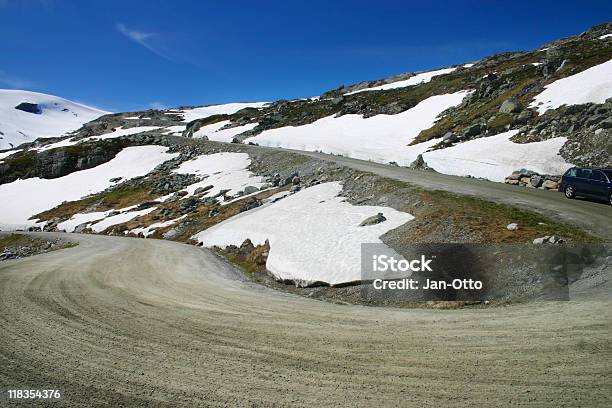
[564,185,575,199]
[609,193,612,206]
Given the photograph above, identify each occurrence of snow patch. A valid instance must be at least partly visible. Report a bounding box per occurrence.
[194,182,414,286]
[89,126,161,140]
[530,59,612,114]
[127,215,187,237]
[344,68,457,96]
[422,130,573,181]
[247,91,470,166]
[175,102,269,123]
[174,152,266,199]
[192,120,258,142]
[0,145,179,230]
[90,207,156,233]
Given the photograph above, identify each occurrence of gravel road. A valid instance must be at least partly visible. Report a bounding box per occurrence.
[1,233,610,407]
[271,148,612,240]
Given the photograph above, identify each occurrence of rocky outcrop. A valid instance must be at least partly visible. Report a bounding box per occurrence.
[0,140,127,184]
[513,99,612,168]
[504,169,561,190]
[14,102,41,114]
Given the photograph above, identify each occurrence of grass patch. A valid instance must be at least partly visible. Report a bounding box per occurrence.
[35,185,158,221]
[418,189,597,243]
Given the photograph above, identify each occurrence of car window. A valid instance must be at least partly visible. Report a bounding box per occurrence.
[589,171,605,182]
[565,168,577,177]
[576,168,592,178]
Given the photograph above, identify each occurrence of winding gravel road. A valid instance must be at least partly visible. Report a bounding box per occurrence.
[271,148,612,240]
[1,233,610,407]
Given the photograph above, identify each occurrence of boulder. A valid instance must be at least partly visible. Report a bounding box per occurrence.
[515,110,533,124]
[359,212,386,226]
[409,154,431,170]
[499,98,522,114]
[463,123,482,138]
[541,180,559,190]
[244,185,259,194]
[442,132,458,143]
[529,174,543,188]
[506,223,519,231]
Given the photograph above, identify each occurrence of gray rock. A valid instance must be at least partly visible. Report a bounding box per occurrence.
[244,185,259,194]
[499,98,522,113]
[506,223,519,231]
[463,123,481,138]
[442,132,458,143]
[529,174,543,188]
[515,110,533,124]
[409,154,432,171]
[194,185,213,195]
[359,212,387,226]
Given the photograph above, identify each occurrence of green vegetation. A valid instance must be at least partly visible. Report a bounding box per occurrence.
[35,184,157,221]
[420,189,598,243]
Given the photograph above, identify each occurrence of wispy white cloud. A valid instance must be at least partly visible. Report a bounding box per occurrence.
[0,70,35,89]
[116,23,172,60]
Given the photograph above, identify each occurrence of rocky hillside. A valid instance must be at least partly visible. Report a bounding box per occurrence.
[2,23,610,183]
[0,23,609,298]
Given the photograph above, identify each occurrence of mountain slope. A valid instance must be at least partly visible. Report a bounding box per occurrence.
[173,22,611,180]
[0,89,108,149]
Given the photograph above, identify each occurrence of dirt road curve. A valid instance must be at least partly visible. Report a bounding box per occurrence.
[274,148,612,240]
[1,233,610,407]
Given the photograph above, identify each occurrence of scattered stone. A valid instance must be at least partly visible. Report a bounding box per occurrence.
[359,212,386,226]
[533,235,564,245]
[244,185,259,194]
[506,223,519,231]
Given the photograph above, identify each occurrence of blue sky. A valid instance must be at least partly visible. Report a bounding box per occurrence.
[1,0,610,112]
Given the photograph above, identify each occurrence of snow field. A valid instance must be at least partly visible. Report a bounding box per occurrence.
[194,182,414,286]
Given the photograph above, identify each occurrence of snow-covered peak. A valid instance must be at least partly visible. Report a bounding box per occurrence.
[0,89,109,150]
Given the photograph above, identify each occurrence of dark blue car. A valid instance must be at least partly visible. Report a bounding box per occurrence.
[560,167,612,205]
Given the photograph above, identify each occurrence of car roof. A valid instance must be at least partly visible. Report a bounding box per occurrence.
[572,167,612,171]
